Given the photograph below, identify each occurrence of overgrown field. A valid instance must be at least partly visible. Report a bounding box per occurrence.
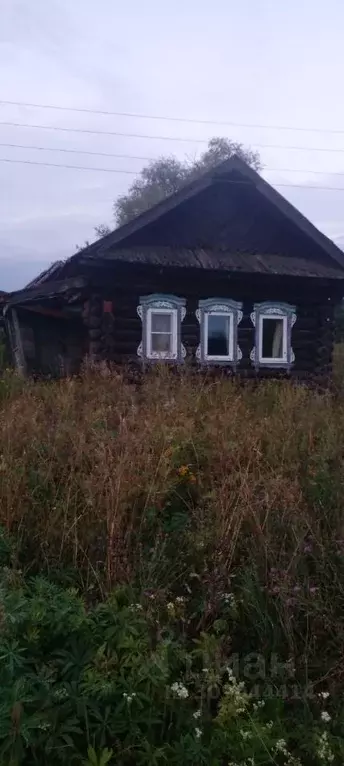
[1,362,344,764]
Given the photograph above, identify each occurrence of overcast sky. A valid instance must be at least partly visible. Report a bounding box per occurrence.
[1,0,344,290]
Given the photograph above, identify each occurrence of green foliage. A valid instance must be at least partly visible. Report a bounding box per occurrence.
[0,564,343,765]
[95,136,262,231]
[84,746,113,766]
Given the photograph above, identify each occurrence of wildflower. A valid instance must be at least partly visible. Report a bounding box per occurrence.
[321,711,331,723]
[195,727,202,739]
[218,675,250,717]
[123,692,136,704]
[240,728,251,740]
[175,596,185,604]
[171,681,189,699]
[256,699,265,708]
[319,691,330,700]
[178,465,189,477]
[317,731,334,762]
[193,710,201,719]
[223,592,236,607]
[275,738,288,755]
[38,721,51,731]
[167,602,175,615]
[53,687,69,701]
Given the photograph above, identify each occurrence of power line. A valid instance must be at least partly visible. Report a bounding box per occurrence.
[1,98,344,136]
[0,141,154,162]
[2,120,344,156]
[3,141,344,178]
[0,157,138,174]
[0,120,209,143]
[3,156,344,192]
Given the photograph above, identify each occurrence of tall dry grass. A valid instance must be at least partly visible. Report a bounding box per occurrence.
[1,362,344,687]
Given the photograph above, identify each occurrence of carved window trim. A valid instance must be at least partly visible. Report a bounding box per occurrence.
[250,302,297,369]
[196,298,243,366]
[137,294,186,361]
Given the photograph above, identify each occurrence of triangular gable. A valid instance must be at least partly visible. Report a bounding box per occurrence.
[78,155,344,271]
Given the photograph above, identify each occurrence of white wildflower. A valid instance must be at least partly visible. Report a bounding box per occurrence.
[123,692,137,704]
[221,675,250,715]
[167,602,175,613]
[175,596,185,604]
[240,728,251,741]
[317,731,334,763]
[275,738,288,755]
[170,681,189,699]
[193,710,201,719]
[319,691,330,700]
[321,711,331,723]
[195,727,202,739]
[38,721,51,731]
[53,688,68,701]
[223,592,236,608]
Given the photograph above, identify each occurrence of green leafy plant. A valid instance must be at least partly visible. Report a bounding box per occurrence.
[84,746,113,766]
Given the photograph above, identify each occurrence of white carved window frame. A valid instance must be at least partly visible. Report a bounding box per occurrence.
[137,294,186,362]
[250,302,297,369]
[196,298,243,366]
[146,306,178,360]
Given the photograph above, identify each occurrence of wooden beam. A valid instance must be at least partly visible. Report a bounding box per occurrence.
[8,308,26,375]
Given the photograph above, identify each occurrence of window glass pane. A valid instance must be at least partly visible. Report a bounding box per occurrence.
[207,314,230,356]
[151,333,172,353]
[262,318,284,358]
[151,312,172,333]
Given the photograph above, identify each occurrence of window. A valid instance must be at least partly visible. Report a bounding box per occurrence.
[148,309,177,357]
[137,294,186,361]
[250,302,296,368]
[196,299,243,365]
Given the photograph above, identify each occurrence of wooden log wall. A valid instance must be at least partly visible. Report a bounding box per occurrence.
[87,264,342,381]
[82,294,103,363]
[16,307,87,377]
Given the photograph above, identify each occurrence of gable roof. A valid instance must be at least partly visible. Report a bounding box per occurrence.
[77,154,344,271]
[24,261,65,289]
[8,154,344,302]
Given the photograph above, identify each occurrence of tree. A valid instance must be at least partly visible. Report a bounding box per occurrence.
[95,137,261,234]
